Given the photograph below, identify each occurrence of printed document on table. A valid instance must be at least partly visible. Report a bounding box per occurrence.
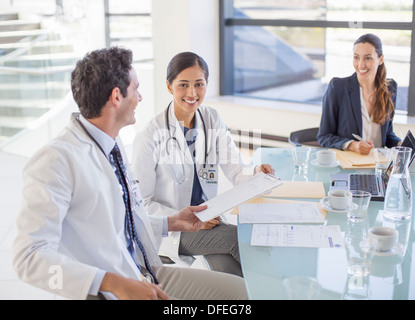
[195,172,282,222]
[239,202,325,224]
[251,224,343,248]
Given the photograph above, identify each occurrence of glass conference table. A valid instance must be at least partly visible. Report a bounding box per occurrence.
[238,147,415,300]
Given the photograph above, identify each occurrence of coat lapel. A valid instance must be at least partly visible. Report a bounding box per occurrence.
[348,73,363,136]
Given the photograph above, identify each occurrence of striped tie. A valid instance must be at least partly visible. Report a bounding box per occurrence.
[110,143,159,284]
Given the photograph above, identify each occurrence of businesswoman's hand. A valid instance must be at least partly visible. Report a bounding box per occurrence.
[347,140,374,155]
[200,217,221,230]
[255,164,275,175]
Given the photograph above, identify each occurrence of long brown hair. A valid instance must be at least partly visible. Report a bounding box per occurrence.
[354,34,394,125]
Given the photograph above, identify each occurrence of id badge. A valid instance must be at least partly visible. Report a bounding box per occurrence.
[199,164,218,184]
[126,168,143,206]
[130,179,142,203]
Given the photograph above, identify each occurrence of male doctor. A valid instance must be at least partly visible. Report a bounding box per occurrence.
[12,47,248,300]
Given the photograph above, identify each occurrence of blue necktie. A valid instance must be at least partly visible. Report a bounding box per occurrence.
[110,143,159,284]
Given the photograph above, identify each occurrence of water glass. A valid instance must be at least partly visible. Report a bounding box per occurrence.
[347,190,371,222]
[282,276,321,300]
[342,274,372,300]
[373,148,392,173]
[344,236,378,277]
[291,147,311,172]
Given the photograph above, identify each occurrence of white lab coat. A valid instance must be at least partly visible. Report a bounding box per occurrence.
[13,114,163,300]
[132,104,254,265]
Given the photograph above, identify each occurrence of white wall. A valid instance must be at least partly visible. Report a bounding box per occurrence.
[152,0,220,114]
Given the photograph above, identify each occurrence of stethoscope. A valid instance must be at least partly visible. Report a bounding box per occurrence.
[165,102,208,184]
[73,113,141,207]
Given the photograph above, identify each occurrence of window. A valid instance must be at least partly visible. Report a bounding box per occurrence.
[220,0,415,115]
[105,0,152,62]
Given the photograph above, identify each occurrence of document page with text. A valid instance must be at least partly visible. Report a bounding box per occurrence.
[195,172,283,222]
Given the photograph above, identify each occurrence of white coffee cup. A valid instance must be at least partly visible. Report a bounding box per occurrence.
[327,189,352,210]
[369,227,398,252]
[316,150,336,165]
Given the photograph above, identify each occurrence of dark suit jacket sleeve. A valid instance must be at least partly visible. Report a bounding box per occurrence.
[317,77,357,149]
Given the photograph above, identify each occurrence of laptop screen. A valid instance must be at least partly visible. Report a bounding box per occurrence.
[383,130,415,178]
[401,130,415,166]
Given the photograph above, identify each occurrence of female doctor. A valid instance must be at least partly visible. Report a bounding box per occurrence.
[132,52,273,277]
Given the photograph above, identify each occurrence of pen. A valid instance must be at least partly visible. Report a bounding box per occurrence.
[352,133,367,143]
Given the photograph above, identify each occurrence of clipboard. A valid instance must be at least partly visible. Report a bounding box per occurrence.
[195,172,283,222]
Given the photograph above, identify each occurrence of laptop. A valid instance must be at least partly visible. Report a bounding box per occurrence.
[330,130,415,201]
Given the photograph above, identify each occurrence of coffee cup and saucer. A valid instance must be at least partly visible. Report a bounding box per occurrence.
[311,150,340,168]
[369,226,401,256]
[321,189,355,213]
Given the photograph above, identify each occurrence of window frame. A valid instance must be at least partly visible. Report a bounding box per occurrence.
[219,0,415,116]
[104,0,152,63]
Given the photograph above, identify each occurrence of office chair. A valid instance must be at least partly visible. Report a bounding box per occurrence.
[288,127,320,147]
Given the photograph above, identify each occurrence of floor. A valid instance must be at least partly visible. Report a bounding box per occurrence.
[0,147,252,299]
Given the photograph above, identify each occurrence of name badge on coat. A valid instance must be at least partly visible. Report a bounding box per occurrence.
[198,164,218,185]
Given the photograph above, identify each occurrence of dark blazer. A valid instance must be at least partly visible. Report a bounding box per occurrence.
[317,72,401,149]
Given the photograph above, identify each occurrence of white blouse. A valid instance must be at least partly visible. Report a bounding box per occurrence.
[342,88,382,150]
[360,87,382,148]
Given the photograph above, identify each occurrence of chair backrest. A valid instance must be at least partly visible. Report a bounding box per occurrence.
[289,127,320,147]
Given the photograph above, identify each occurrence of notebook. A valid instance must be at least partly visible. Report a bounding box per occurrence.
[330,130,415,201]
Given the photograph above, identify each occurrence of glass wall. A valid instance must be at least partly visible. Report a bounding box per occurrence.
[0,0,154,155]
[224,0,413,114]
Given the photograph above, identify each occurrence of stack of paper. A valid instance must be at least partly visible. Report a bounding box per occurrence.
[235,189,343,249]
[251,224,343,248]
[239,202,325,224]
[262,181,325,199]
[334,149,375,169]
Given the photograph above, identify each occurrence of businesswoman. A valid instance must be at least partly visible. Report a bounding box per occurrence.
[132,52,273,277]
[317,33,401,155]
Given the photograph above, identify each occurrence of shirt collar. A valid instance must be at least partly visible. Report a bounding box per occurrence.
[182,116,198,143]
[78,114,116,158]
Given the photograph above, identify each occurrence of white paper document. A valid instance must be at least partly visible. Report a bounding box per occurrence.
[195,172,283,222]
[239,202,325,224]
[251,224,343,248]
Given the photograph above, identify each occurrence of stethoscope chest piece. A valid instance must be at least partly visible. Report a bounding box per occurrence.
[165,102,210,184]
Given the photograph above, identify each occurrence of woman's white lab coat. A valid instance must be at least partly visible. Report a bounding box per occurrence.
[13,114,163,300]
[132,105,254,265]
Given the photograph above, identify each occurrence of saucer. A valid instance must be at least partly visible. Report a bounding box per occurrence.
[311,159,340,168]
[320,197,347,213]
[320,198,358,213]
[374,243,403,257]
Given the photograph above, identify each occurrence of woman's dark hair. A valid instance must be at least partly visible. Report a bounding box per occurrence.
[354,33,394,125]
[166,52,209,84]
[71,47,133,119]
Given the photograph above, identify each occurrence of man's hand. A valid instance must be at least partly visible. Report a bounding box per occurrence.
[168,205,207,232]
[100,272,169,300]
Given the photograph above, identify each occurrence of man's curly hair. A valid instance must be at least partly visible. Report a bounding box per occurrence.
[71,47,133,119]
